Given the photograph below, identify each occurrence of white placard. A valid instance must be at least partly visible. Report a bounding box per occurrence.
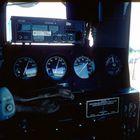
[33,31,51,36]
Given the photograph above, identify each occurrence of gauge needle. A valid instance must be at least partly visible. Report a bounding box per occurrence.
[23,61,30,76]
[111,56,117,67]
[54,58,60,74]
[111,56,115,63]
[78,62,88,75]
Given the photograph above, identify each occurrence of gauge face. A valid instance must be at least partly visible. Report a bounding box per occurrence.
[105,55,121,76]
[13,57,37,79]
[74,56,95,79]
[46,56,67,80]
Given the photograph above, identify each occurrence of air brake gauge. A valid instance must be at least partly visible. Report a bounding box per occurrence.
[105,55,121,76]
[45,56,67,80]
[13,57,38,79]
[74,56,95,79]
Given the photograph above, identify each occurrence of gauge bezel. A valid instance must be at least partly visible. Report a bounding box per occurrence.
[73,55,95,79]
[45,55,67,80]
[13,56,38,80]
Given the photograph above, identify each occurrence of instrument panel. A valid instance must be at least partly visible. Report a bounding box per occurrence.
[12,53,122,81]
[3,16,129,94]
[12,55,96,80]
[3,45,128,95]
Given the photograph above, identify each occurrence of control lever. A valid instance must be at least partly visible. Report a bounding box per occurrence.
[57,89,75,100]
[0,87,15,120]
[43,89,74,100]
[14,89,75,103]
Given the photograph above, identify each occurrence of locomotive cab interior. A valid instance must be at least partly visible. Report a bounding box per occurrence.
[0,1,139,140]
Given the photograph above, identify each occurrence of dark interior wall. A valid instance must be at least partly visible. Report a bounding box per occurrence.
[0,1,7,74]
[66,1,126,23]
[95,2,131,48]
[0,1,6,43]
[66,1,99,24]
[66,1,131,48]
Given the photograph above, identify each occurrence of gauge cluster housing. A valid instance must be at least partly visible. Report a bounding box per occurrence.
[3,44,129,97]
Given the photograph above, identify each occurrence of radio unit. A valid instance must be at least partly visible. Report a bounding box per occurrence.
[10,16,86,45]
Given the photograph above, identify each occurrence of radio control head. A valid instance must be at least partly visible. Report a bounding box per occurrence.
[11,16,85,45]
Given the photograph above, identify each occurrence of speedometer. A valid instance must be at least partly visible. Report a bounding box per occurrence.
[73,56,95,79]
[45,56,67,80]
[13,57,38,79]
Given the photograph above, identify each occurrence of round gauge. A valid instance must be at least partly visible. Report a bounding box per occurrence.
[105,55,121,76]
[13,57,38,79]
[46,56,67,80]
[74,56,95,79]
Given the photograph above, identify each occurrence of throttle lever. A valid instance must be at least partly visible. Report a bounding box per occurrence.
[57,89,75,100]
[43,89,74,100]
[15,89,75,103]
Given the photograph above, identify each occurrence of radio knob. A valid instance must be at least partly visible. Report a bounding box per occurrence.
[61,36,66,41]
[69,36,74,41]
[53,36,58,41]
[18,35,23,40]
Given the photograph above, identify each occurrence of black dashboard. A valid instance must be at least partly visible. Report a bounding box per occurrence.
[3,45,128,97]
[0,2,139,140]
